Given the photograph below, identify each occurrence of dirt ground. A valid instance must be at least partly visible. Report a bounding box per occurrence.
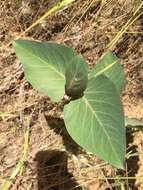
[0,0,143,190]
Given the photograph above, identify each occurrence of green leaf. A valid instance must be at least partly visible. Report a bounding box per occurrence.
[65,55,88,99]
[64,75,126,168]
[13,40,77,102]
[89,50,125,93]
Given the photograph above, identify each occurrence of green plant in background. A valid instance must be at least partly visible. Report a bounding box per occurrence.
[13,40,126,169]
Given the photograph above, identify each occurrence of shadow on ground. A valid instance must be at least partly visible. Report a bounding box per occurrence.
[125,130,139,190]
[109,130,140,190]
[44,115,83,155]
[35,150,82,190]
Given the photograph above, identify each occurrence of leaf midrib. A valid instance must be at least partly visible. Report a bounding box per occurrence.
[90,59,119,79]
[82,96,121,164]
[16,44,65,79]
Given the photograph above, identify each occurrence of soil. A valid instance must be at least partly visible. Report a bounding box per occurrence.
[0,0,143,190]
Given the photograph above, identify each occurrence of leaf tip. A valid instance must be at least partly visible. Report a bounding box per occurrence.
[12,39,21,50]
[116,162,125,170]
[112,156,125,170]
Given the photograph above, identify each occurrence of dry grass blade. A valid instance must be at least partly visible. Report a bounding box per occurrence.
[106,32,143,34]
[23,118,30,161]
[21,0,76,34]
[14,0,76,39]
[0,112,18,120]
[4,0,77,49]
[64,0,91,32]
[1,118,30,190]
[1,160,24,190]
[64,0,107,32]
[78,176,143,181]
[107,1,143,49]
[76,0,97,23]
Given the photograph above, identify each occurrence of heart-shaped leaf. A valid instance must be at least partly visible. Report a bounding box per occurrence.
[65,54,88,99]
[13,40,88,101]
[64,75,126,168]
[89,50,125,93]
